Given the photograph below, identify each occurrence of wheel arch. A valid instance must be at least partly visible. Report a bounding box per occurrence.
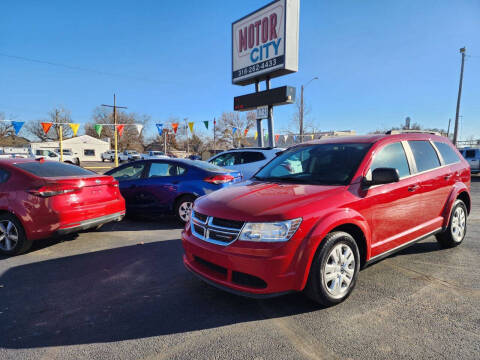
[298,210,372,290]
[442,183,471,229]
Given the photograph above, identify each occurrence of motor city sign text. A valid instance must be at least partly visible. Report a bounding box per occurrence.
[232,0,299,86]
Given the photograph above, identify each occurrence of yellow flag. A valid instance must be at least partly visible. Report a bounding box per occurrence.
[310,134,314,140]
[69,123,80,136]
[254,131,258,140]
[188,122,194,133]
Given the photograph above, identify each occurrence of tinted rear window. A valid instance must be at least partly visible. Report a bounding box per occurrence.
[15,161,95,177]
[464,150,476,158]
[434,142,460,165]
[191,160,230,172]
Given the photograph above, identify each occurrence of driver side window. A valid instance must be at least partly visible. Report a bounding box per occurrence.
[109,163,145,181]
[370,142,410,178]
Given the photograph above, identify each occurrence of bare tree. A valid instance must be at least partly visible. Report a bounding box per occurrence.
[0,112,14,137]
[26,107,74,141]
[214,111,255,148]
[290,100,316,135]
[85,106,149,152]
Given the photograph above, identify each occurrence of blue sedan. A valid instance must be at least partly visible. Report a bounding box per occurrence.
[105,158,242,223]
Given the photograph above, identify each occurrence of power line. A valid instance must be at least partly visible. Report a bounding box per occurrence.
[0,52,165,84]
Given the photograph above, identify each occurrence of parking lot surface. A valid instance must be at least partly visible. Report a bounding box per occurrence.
[0,176,479,360]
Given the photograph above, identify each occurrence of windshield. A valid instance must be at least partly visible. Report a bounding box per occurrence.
[254,143,371,186]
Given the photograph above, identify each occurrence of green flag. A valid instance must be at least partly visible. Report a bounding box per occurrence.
[94,124,103,137]
[203,120,209,130]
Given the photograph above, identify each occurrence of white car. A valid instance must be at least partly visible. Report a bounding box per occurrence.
[208,147,284,180]
[118,150,141,162]
[34,149,80,165]
[102,150,115,162]
[141,151,168,160]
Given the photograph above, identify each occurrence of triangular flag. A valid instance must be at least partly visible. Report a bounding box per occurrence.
[275,134,280,142]
[156,123,163,136]
[254,131,258,140]
[293,135,297,142]
[69,123,80,136]
[283,135,288,142]
[188,122,194,133]
[41,122,52,134]
[203,121,209,130]
[232,127,237,135]
[244,128,249,136]
[171,123,179,134]
[11,121,24,135]
[311,134,314,140]
[136,124,143,134]
[94,124,103,137]
[117,124,125,137]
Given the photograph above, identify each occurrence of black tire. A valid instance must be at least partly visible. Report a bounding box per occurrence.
[305,231,360,306]
[175,195,196,224]
[102,158,105,162]
[436,199,467,248]
[0,213,32,256]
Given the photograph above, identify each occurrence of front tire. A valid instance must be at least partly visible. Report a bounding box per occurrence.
[0,214,32,256]
[305,231,360,306]
[436,199,467,248]
[175,195,195,224]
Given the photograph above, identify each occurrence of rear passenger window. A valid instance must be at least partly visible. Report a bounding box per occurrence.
[370,142,410,178]
[434,142,460,165]
[408,141,440,172]
[239,152,266,164]
[464,150,476,158]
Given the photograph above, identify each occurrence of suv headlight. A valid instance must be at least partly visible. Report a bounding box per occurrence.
[238,218,302,242]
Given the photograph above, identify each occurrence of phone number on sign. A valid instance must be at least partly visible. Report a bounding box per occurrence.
[236,58,280,78]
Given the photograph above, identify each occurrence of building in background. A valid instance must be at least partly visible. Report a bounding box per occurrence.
[30,135,110,162]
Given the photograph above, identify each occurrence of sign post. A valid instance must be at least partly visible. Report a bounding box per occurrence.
[232,0,299,147]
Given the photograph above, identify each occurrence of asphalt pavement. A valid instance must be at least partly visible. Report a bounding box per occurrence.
[0,176,479,360]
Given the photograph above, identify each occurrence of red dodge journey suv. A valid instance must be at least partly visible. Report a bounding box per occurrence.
[182,133,471,306]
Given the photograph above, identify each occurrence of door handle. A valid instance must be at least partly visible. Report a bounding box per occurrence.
[408,184,420,192]
[444,174,453,180]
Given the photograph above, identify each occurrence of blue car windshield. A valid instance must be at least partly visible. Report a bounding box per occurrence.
[254,143,371,186]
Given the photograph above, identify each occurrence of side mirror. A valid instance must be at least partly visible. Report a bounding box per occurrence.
[364,168,400,187]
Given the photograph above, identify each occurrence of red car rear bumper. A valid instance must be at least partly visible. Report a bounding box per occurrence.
[181,225,304,296]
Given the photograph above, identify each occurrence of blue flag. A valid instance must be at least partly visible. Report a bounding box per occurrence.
[156,123,163,136]
[12,121,24,135]
[232,127,237,135]
[293,135,297,143]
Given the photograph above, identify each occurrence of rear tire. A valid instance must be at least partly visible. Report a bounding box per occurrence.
[436,199,467,248]
[0,213,32,256]
[175,195,196,224]
[305,231,360,306]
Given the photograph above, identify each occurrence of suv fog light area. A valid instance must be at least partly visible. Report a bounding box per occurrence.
[238,218,302,242]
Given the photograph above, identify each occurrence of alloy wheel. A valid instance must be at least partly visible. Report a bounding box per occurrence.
[0,220,19,252]
[323,243,356,299]
[179,201,193,222]
[451,206,466,242]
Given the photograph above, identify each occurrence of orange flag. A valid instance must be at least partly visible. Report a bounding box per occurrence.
[244,128,249,136]
[171,123,179,134]
[117,124,125,137]
[275,134,280,142]
[41,122,52,134]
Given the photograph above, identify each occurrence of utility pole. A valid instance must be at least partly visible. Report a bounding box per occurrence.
[102,94,127,167]
[453,47,466,146]
[213,118,216,154]
[184,118,189,155]
[299,77,318,142]
[447,118,452,138]
[164,130,168,154]
[53,109,64,162]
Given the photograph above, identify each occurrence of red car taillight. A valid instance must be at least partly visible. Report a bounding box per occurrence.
[204,174,235,184]
[29,184,81,197]
[110,180,119,188]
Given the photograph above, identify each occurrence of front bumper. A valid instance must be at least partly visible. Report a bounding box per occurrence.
[56,211,125,235]
[181,225,304,296]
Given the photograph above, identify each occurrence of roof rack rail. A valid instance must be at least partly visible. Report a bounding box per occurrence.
[385,130,441,136]
[227,147,276,151]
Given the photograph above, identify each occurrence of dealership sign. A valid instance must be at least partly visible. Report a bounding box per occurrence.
[232,0,299,86]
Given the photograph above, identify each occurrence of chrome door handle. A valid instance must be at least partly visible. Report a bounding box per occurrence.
[408,184,420,192]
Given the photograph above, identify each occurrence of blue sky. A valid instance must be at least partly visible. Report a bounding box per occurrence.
[1,0,479,140]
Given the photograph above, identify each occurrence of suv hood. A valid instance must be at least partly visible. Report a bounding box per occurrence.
[195,180,345,222]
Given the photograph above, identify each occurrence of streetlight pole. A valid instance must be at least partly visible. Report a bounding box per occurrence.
[299,77,318,141]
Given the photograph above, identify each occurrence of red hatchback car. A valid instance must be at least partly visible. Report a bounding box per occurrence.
[182,132,471,306]
[0,159,126,256]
